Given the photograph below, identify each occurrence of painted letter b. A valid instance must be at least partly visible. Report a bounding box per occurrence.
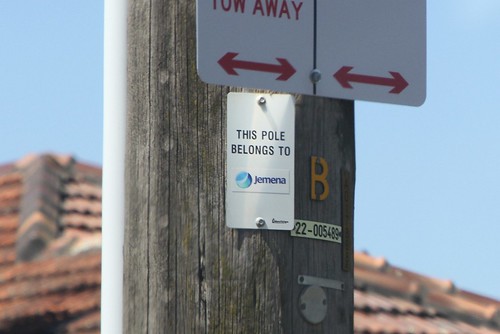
[311,156,329,201]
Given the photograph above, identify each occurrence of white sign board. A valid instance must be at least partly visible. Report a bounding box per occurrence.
[226,93,295,230]
[197,0,426,106]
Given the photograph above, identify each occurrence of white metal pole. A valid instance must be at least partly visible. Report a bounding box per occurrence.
[102,0,126,332]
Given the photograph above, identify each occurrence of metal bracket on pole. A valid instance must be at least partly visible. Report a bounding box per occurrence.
[298,275,344,291]
[297,275,344,325]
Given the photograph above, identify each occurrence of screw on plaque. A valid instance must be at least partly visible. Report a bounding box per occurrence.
[256,217,266,228]
[258,96,266,105]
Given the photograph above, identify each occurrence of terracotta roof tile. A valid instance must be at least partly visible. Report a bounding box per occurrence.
[64,181,102,200]
[426,290,500,326]
[0,163,15,175]
[355,289,433,316]
[0,154,103,333]
[62,197,102,216]
[64,310,101,333]
[0,172,21,217]
[391,267,456,294]
[60,179,102,232]
[0,167,21,270]
[0,252,101,333]
[0,214,18,232]
[0,251,101,284]
[0,289,100,329]
[0,265,100,302]
[0,184,22,205]
[354,252,500,333]
[0,250,15,269]
[457,290,500,310]
[61,213,101,230]
[355,311,486,334]
[74,162,102,179]
[0,233,16,249]
[355,265,421,297]
[0,171,21,187]
[355,251,389,271]
[41,229,101,258]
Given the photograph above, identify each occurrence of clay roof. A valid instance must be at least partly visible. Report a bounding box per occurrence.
[0,154,101,333]
[1,153,499,333]
[354,252,500,333]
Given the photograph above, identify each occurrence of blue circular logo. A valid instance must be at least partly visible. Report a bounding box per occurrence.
[235,171,252,189]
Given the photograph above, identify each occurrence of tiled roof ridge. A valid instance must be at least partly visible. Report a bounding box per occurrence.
[15,154,76,262]
[425,289,500,328]
[355,251,456,293]
[14,153,74,171]
[0,154,103,333]
[354,251,500,331]
[355,265,422,298]
[355,251,389,271]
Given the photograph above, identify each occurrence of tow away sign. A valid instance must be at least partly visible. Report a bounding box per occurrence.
[196,0,426,106]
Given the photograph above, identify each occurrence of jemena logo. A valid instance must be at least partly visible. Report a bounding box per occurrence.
[235,171,253,189]
[235,171,288,189]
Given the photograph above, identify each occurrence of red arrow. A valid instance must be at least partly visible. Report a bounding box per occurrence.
[218,52,296,81]
[334,66,409,94]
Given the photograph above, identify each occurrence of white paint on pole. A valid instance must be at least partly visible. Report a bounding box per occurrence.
[102,0,126,332]
[226,93,295,230]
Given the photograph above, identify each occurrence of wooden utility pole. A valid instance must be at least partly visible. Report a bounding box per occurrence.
[124,0,355,333]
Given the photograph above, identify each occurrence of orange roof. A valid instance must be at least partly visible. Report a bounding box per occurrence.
[0,154,101,333]
[354,252,500,333]
[1,153,499,333]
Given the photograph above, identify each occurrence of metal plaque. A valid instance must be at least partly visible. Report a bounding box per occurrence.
[226,93,295,230]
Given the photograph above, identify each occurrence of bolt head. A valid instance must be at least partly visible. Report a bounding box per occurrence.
[256,218,266,227]
[310,69,322,83]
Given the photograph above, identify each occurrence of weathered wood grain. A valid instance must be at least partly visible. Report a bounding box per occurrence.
[125,0,355,332]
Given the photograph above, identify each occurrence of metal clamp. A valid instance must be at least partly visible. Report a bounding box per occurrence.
[298,275,344,291]
[297,275,344,325]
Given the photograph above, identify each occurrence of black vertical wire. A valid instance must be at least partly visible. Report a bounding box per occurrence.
[313,0,318,95]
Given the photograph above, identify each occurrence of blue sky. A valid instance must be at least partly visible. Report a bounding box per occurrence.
[357,0,500,299]
[355,0,500,298]
[1,1,499,299]
[0,1,103,164]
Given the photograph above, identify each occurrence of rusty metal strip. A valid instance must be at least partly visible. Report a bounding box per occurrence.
[341,169,353,272]
[298,275,344,291]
